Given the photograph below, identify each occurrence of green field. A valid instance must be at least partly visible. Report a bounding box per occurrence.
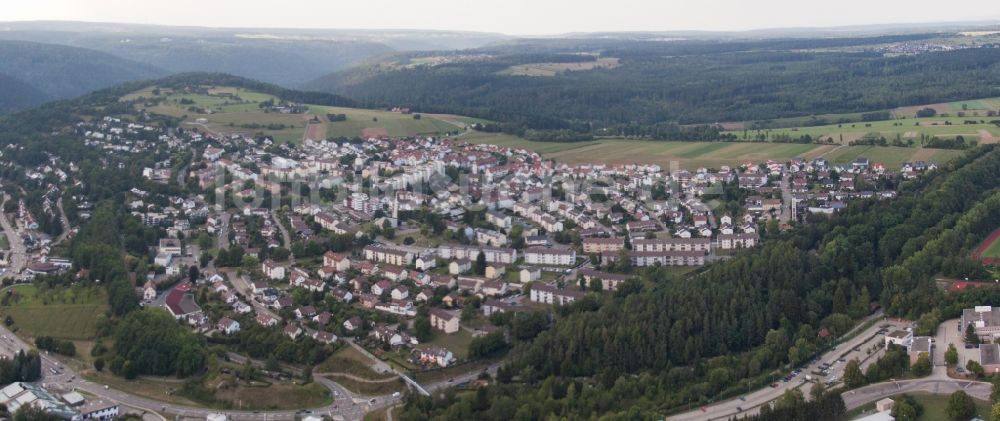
[125,86,469,143]
[848,392,991,420]
[463,133,963,170]
[0,284,107,340]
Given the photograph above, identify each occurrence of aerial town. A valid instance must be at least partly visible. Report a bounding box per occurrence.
[3,9,1000,420]
[0,110,937,379]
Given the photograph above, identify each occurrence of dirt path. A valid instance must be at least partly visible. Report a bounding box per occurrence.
[979,129,997,144]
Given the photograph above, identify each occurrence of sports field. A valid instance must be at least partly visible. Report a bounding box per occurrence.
[973,228,1000,266]
[463,132,964,169]
[125,86,468,142]
[0,284,107,340]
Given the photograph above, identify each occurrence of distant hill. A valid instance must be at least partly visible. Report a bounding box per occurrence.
[0,21,511,87]
[0,40,164,113]
[305,35,1000,135]
[0,73,46,114]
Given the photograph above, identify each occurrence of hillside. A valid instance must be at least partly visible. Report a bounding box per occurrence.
[306,35,1000,136]
[0,73,46,114]
[0,40,163,112]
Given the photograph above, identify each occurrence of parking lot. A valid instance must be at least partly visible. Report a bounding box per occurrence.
[935,318,978,368]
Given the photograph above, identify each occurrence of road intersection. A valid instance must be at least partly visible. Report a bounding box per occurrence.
[0,324,401,421]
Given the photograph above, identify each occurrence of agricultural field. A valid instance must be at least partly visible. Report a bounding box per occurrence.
[724,116,1000,145]
[463,133,964,169]
[124,86,469,143]
[311,105,465,138]
[500,57,620,76]
[0,284,107,340]
[720,96,1000,130]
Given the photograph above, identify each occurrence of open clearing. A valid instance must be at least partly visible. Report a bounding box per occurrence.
[500,57,621,76]
[464,133,962,169]
[0,284,107,340]
[317,346,395,381]
[126,86,468,142]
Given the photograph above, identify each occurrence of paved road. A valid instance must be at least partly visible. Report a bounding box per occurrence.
[0,325,398,421]
[0,193,28,278]
[668,314,900,421]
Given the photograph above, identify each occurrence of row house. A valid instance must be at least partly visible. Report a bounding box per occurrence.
[582,237,626,254]
[437,245,517,264]
[530,284,585,305]
[632,238,711,253]
[602,250,706,267]
[364,244,413,266]
[524,247,576,266]
[718,232,760,250]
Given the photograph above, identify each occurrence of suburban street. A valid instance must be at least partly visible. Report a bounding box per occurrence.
[778,173,792,225]
[217,211,231,250]
[51,195,72,246]
[668,314,903,421]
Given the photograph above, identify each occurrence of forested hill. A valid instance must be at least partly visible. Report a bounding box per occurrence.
[0,40,164,113]
[308,37,1000,136]
[0,73,46,114]
[399,145,1000,420]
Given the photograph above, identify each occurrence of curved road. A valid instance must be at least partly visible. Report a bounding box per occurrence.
[842,376,991,410]
[0,324,401,420]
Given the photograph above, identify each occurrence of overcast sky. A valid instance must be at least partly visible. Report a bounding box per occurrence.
[5,0,1000,35]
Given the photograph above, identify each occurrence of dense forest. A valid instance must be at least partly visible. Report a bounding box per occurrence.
[309,37,1000,139]
[398,145,1000,419]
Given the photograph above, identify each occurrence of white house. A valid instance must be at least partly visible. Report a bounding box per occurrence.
[217,317,241,334]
